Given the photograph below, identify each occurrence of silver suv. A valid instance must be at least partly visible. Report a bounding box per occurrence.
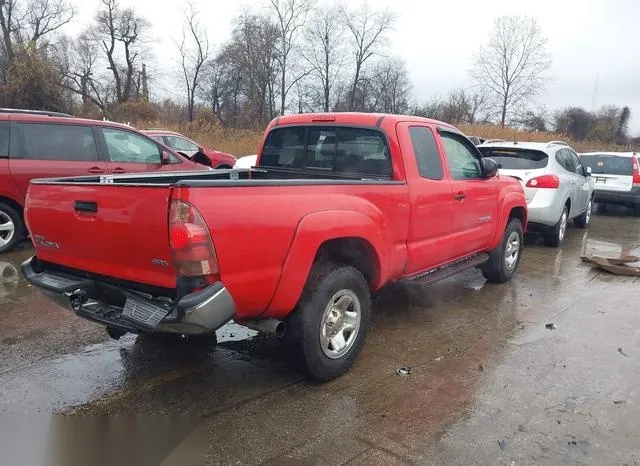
[479,141,595,247]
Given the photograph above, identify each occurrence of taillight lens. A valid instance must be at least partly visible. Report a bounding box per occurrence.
[169,200,219,279]
[632,157,640,185]
[526,174,560,189]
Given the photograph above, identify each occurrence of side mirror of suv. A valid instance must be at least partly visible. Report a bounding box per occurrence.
[483,157,499,178]
[586,166,592,176]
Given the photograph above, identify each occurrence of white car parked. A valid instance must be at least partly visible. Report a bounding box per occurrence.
[233,154,257,169]
[579,152,640,215]
[479,140,595,247]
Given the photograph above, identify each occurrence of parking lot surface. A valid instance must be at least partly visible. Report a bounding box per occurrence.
[1,209,640,465]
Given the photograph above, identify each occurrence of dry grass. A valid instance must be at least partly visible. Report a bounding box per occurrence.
[140,120,632,157]
[141,120,263,157]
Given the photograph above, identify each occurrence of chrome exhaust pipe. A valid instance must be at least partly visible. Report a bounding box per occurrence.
[237,318,286,337]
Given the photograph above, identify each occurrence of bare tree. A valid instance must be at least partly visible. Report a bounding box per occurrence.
[215,12,280,127]
[471,15,551,127]
[342,3,395,111]
[178,2,209,121]
[368,56,410,114]
[0,0,73,82]
[268,0,312,115]
[27,0,75,48]
[94,0,149,104]
[303,5,344,112]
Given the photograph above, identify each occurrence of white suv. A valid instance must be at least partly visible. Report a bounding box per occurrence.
[479,141,595,247]
[579,152,640,215]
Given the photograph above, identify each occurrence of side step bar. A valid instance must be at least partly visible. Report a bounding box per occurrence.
[405,253,489,285]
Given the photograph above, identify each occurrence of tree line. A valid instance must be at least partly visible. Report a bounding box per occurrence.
[0,0,634,144]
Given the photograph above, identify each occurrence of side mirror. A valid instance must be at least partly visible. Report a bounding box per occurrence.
[586,166,592,176]
[483,157,499,178]
[161,151,171,165]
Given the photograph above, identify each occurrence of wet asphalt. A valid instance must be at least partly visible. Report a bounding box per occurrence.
[2,206,640,465]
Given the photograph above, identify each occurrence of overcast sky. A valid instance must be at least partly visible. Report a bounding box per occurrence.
[72,0,640,134]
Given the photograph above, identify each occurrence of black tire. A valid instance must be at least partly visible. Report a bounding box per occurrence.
[574,197,593,229]
[285,263,371,382]
[544,206,569,247]
[0,202,23,254]
[481,217,523,283]
[633,204,640,217]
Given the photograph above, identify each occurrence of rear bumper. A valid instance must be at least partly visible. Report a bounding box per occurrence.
[526,190,566,227]
[594,188,640,205]
[21,256,235,335]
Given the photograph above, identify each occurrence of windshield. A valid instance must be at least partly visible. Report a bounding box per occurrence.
[580,154,633,175]
[478,148,548,170]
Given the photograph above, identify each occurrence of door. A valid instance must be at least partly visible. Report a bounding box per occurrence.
[400,124,455,275]
[98,127,186,174]
[567,149,591,213]
[439,130,498,257]
[556,149,581,214]
[8,122,108,197]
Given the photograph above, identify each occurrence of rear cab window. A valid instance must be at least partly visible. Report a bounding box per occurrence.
[580,154,633,175]
[260,126,392,178]
[478,147,549,170]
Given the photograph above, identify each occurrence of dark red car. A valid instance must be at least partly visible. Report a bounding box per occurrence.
[0,109,207,253]
[142,129,236,169]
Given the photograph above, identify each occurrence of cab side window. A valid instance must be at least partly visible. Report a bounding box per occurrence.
[409,126,443,180]
[440,132,483,180]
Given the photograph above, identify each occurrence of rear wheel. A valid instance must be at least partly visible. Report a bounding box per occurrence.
[0,202,23,254]
[482,217,523,283]
[544,206,568,247]
[574,198,593,228]
[633,204,640,217]
[285,263,371,381]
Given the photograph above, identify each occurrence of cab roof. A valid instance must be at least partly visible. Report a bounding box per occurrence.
[272,112,457,130]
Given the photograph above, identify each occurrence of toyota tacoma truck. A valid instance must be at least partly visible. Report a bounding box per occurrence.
[22,113,527,381]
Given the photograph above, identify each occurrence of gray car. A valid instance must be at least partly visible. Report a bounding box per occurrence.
[479,141,595,247]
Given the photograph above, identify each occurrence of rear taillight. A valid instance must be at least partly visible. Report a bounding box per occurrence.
[632,157,640,185]
[526,174,560,189]
[169,200,219,279]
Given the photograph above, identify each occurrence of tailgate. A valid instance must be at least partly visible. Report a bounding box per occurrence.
[25,183,176,289]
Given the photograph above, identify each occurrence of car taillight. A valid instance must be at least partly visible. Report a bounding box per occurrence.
[526,174,560,189]
[169,200,219,279]
[632,157,640,185]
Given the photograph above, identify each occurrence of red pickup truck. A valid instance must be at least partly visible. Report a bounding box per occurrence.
[22,113,527,381]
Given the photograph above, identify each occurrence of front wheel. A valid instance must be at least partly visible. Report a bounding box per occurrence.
[574,198,593,228]
[482,218,524,283]
[285,264,371,382]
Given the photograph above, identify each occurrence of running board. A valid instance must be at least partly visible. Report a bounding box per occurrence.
[404,253,490,285]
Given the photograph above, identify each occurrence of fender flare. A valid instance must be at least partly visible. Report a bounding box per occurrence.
[264,210,389,318]
[491,192,528,247]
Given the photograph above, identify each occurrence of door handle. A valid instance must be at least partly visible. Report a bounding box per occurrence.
[88,166,105,174]
[74,201,98,213]
[112,168,126,174]
[454,193,466,201]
